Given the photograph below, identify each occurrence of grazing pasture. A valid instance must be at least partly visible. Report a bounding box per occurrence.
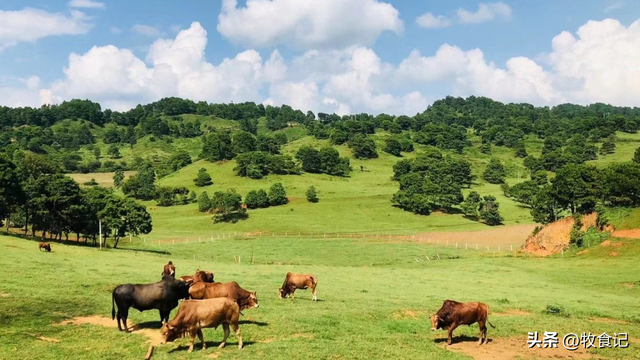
[1,235,639,360]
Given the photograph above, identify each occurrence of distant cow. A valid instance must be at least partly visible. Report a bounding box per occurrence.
[189,281,259,311]
[179,270,214,284]
[160,298,243,352]
[111,275,191,332]
[430,300,495,345]
[38,242,51,252]
[162,261,176,278]
[279,272,318,301]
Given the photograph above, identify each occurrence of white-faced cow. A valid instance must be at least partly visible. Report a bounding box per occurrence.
[189,281,259,312]
[111,275,190,332]
[160,298,243,352]
[430,300,495,345]
[279,272,318,301]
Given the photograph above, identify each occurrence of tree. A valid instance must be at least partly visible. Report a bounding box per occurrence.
[514,141,528,158]
[93,147,101,160]
[194,168,213,187]
[200,131,234,162]
[482,158,506,184]
[232,131,257,154]
[634,147,640,164]
[245,189,270,209]
[551,164,602,214]
[296,146,322,173]
[532,170,548,185]
[198,191,211,212]
[113,169,125,188]
[384,137,403,156]
[601,163,640,206]
[210,189,245,223]
[0,155,24,227]
[348,135,378,159]
[99,196,152,248]
[319,147,351,176]
[461,191,481,220]
[268,183,288,206]
[600,137,616,155]
[530,186,559,224]
[480,143,491,155]
[479,195,503,225]
[107,144,121,159]
[155,186,176,207]
[508,181,540,206]
[306,186,319,203]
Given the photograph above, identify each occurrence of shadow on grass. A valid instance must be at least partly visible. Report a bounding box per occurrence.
[239,320,268,327]
[434,335,492,345]
[130,321,162,331]
[168,340,255,353]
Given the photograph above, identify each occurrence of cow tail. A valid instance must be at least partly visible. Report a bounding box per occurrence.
[488,321,495,328]
[111,290,116,320]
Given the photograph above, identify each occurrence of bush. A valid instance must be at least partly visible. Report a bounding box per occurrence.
[544,304,569,317]
[306,186,318,203]
[83,178,98,186]
[482,158,506,184]
[198,191,211,212]
[194,168,213,187]
[268,183,288,206]
[245,189,270,209]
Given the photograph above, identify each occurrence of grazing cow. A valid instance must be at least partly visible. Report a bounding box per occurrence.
[111,275,191,332]
[160,298,242,352]
[38,242,51,252]
[179,270,214,284]
[189,281,259,311]
[279,272,318,301]
[162,261,176,278]
[430,300,495,345]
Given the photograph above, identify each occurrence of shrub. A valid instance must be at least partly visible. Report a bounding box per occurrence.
[306,186,318,203]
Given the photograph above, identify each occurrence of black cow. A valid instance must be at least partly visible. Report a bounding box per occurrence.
[111,275,191,332]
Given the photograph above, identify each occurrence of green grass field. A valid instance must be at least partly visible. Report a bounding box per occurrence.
[2,234,639,360]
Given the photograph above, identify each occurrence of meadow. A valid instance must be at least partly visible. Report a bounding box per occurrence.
[1,234,639,360]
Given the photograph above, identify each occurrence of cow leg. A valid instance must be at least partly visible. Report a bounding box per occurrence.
[478,321,487,345]
[121,308,130,332]
[219,323,230,349]
[188,330,196,353]
[232,322,243,349]
[197,329,206,351]
[159,309,165,325]
[311,285,317,301]
[447,322,459,345]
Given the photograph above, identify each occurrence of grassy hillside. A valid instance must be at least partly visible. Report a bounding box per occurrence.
[1,234,639,360]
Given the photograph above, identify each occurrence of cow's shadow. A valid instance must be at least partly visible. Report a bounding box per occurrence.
[434,335,492,345]
[239,320,269,327]
[129,321,162,331]
[168,340,255,353]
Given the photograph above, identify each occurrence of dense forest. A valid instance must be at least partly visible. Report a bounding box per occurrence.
[1,96,639,244]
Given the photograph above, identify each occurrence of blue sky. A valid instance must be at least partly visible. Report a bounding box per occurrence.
[1,0,640,114]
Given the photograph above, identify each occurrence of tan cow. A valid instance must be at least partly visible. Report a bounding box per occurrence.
[279,272,318,301]
[179,269,214,284]
[430,300,495,345]
[189,281,259,311]
[160,298,243,352]
[38,242,52,252]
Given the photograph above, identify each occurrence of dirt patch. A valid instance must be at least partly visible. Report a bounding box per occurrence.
[260,338,277,343]
[493,309,530,317]
[589,317,628,325]
[291,333,314,339]
[621,282,636,289]
[58,316,163,345]
[393,309,427,319]
[440,337,591,360]
[612,229,640,239]
[609,251,618,257]
[28,334,61,343]
[414,224,536,248]
[600,240,623,247]
[577,250,589,255]
[206,353,220,359]
[0,293,9,298]
[524,213,606,256]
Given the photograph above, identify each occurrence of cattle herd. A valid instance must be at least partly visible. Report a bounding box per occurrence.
[39,243,494,354]
[110,261,320,353]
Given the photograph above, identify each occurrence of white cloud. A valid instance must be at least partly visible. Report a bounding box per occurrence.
[217,0,403,49]
[68,0,105,9]
[0,8,92,50]
[457,2,512,24]
[4,18,640,116]
[604,1,625,13]
[132,24,163,37]
[416,12,451,29]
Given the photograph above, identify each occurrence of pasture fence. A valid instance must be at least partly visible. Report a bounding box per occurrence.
[135,230,527,259]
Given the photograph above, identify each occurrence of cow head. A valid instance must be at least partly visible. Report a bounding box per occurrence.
[278,287,285,299]
[430,314,441,331]
[243,291,259,310]
[194,270,214,283]
[165,262,176,277]
[160,323,182,344]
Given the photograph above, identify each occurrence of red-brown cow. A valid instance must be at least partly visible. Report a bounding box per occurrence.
[160,298,242,352]
[189,281,259,311]
[430,300,495,345]
[38,242,51,252]
[162,261,176,278]
[279,272,318,301]
[179,269,214,284]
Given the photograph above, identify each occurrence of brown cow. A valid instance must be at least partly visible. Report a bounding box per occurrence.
[179,270,214,284]
[189,281,259,311]
[162,261,176,278]
[160,298,242,352]
[38,242,51,252]
[430,300,495,345]
[279,272,318,301]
